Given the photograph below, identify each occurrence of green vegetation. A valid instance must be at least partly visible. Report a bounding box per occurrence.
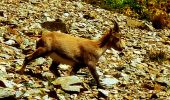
[104,0,142,9]
[84,0,170,29]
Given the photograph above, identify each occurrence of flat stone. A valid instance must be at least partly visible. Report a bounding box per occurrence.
[52,76,83,92]
[126,18,144,28]
[101,77,119,87]
[144,22,154,31]
[4,40,15,45]
[0,87,15,99]
[98,89,110,97]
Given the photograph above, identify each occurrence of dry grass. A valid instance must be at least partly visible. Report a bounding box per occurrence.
[148,49,167,62]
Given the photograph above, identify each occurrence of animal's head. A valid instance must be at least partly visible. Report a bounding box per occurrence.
[109,21,125,51]
[98,21,125,51]
[110,32,125,51]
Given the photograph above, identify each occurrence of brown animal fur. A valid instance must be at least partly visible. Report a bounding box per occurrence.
[18,21,124,88]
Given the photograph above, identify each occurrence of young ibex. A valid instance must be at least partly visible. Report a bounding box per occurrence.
[18,21,124,88]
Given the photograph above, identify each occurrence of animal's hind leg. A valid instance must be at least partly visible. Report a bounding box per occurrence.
[18,47,48,74]
[69,63,82,75]
[49,61,60,77]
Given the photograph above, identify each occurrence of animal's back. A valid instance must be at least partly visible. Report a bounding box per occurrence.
[41,31,98,64]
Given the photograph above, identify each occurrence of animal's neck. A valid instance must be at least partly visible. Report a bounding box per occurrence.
[97,21,119,56]
[97,33,112,55]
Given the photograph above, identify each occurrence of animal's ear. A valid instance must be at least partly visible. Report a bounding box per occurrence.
[107,28,113,36]
[105,21,119,36]
[113,21,119,33]
[111,21,120,37]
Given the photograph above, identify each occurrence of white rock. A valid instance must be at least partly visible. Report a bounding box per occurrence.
[93,33,101,39]
[78,13,83,18]
[52,76,83,92]
[42,72,54,79]
[57,94,66,100]
[99,56,106,63]
[0,37,4,43]
[0,54,11,59]
[101,77,119,86]
[141,49,146,54]
[43,95,51,100]
[75,2,83,9]
[0,88,15,98]
[121,73,129,81]
[144,22,154,31]
[96,67,103,76]
[43,12,50,17]
[108,63,118,68]
[0,70,7,80]
[156,77,170,86]
[150,74,156,81]
[34,57,46,66]
[106,49,113,54]
[35,96,41,99]
[78,23,86,28]
[111,57,117,61]
[30,23,42,29]
[23,91,30,97]
[98,89,110,97]
[46,17,55,21]
[15,91,23,98]
[71,94,78,99]
[28,80,34,84]
[2,80,16,88]
[130,58,143,67]
[63,13,69,17]
[0,66,6,72]
[4,40,15,45]
[58,64,70,71]
[14,59,24,65]
[133,50,141,54]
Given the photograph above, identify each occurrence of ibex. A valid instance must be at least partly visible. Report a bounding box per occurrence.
[18,21,124,88]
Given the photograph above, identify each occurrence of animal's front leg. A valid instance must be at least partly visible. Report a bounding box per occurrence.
[49,61,60,77]
[18,47,48,74]
[87,61,104,89]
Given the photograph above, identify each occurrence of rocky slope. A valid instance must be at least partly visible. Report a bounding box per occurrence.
[0,0,170,99]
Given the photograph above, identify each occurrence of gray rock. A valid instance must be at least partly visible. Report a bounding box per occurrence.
[0,69,7,76]
[58,64,70,71]
[98,89,110,97]
[0,87,15,99]
[63,13,69,17]
[29,23,42,29]
[126,18,144,28]
[57,94,66,100]
[156,77,170,86]
[34,57,46,66]
[121,73,129,81]
[15,91,23,98]
[52,76,83,92]
[4,40,15,45]
[144,22,154,31]
[0,54,11,59]
[101,77,119,87]
[46,17,55,22]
